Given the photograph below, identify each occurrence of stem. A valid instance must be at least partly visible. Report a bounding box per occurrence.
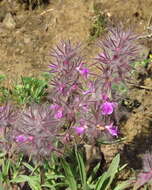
[40,165,45,190]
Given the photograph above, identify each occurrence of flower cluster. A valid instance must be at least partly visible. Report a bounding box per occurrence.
[46,28,138,145]
[47,41,89,126]
[13,104,63,159]
[95,27,138,96]
[71,95,118,143]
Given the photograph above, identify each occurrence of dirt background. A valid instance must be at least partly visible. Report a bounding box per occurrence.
[0,0,152,179]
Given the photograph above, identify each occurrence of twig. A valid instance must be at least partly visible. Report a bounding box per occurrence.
[127,82,152,91]
[147,14,152,29]
[138,33,152,39]
[40,8,54,16]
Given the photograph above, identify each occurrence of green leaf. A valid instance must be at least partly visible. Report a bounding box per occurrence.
[45,174,65,180]
[0,74,6,82]
[95,171,109,190]
[0,172,3,187]
[2,159,10,178]
[87,162,101,184]
[22,162,35,172]
[97,137,126,145]
[95,154,120,190]
[11,175,31,183]
[114,180,132,190]
[28,176,41,190]
[0,152,6,158]
[105,154,120,190]
[61,158,77,190]
[11,175,41,190]
[75,150,87,190]
[42,182,66,189]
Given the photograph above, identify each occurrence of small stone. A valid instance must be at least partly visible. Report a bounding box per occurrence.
[3,13,16,30]
[24,35,31,44]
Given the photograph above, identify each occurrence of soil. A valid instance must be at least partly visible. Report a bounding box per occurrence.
[0,0,152,184]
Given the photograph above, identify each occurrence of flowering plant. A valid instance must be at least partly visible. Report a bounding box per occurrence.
[46,27,138,147]
[0,27,139,159]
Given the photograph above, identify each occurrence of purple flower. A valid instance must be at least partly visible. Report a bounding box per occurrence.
[73,124,87,136]
[105,123,118,136]
[15,135,27,143]
[54,110,63,119]
[13,104,61,158]
[49,104,60,110]
[80,68,89,78]
[48,41,82,74]
[100,101,114,115]
[70,83,77,90]
[28,136,34,142]
[56,82,65,93]
[50,104,63,119]
[101,94,109,101]
[96,27,139,95]
[74,127,85,136]
[76,67,89,78]
[76,62,89,78]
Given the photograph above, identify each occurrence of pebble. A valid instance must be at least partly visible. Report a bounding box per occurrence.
[24,35,31,44]
[3,13,16,30]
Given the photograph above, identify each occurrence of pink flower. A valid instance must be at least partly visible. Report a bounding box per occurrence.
[54,110,63,119]
[105,123,118,136]
[76,63,89,78]
[101,94,109,101]
[15,135,27,143]
[58,83,65,93]
[74,127,85,136]
[79,68,89,78]
[49,104,60,110]
[100,53,106,58]
[70,83,77,90]
[100,101,114,115]
[73,125,87,136]
[48,65,57,69]
[50,104,63,119]
[28,136,34,142]
[63,60,69,64]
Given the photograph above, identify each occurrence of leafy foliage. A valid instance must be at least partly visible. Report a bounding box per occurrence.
[89,3,107,40]
[61,151,131,190]
[0,75,10,103]
[12,76,48,105]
